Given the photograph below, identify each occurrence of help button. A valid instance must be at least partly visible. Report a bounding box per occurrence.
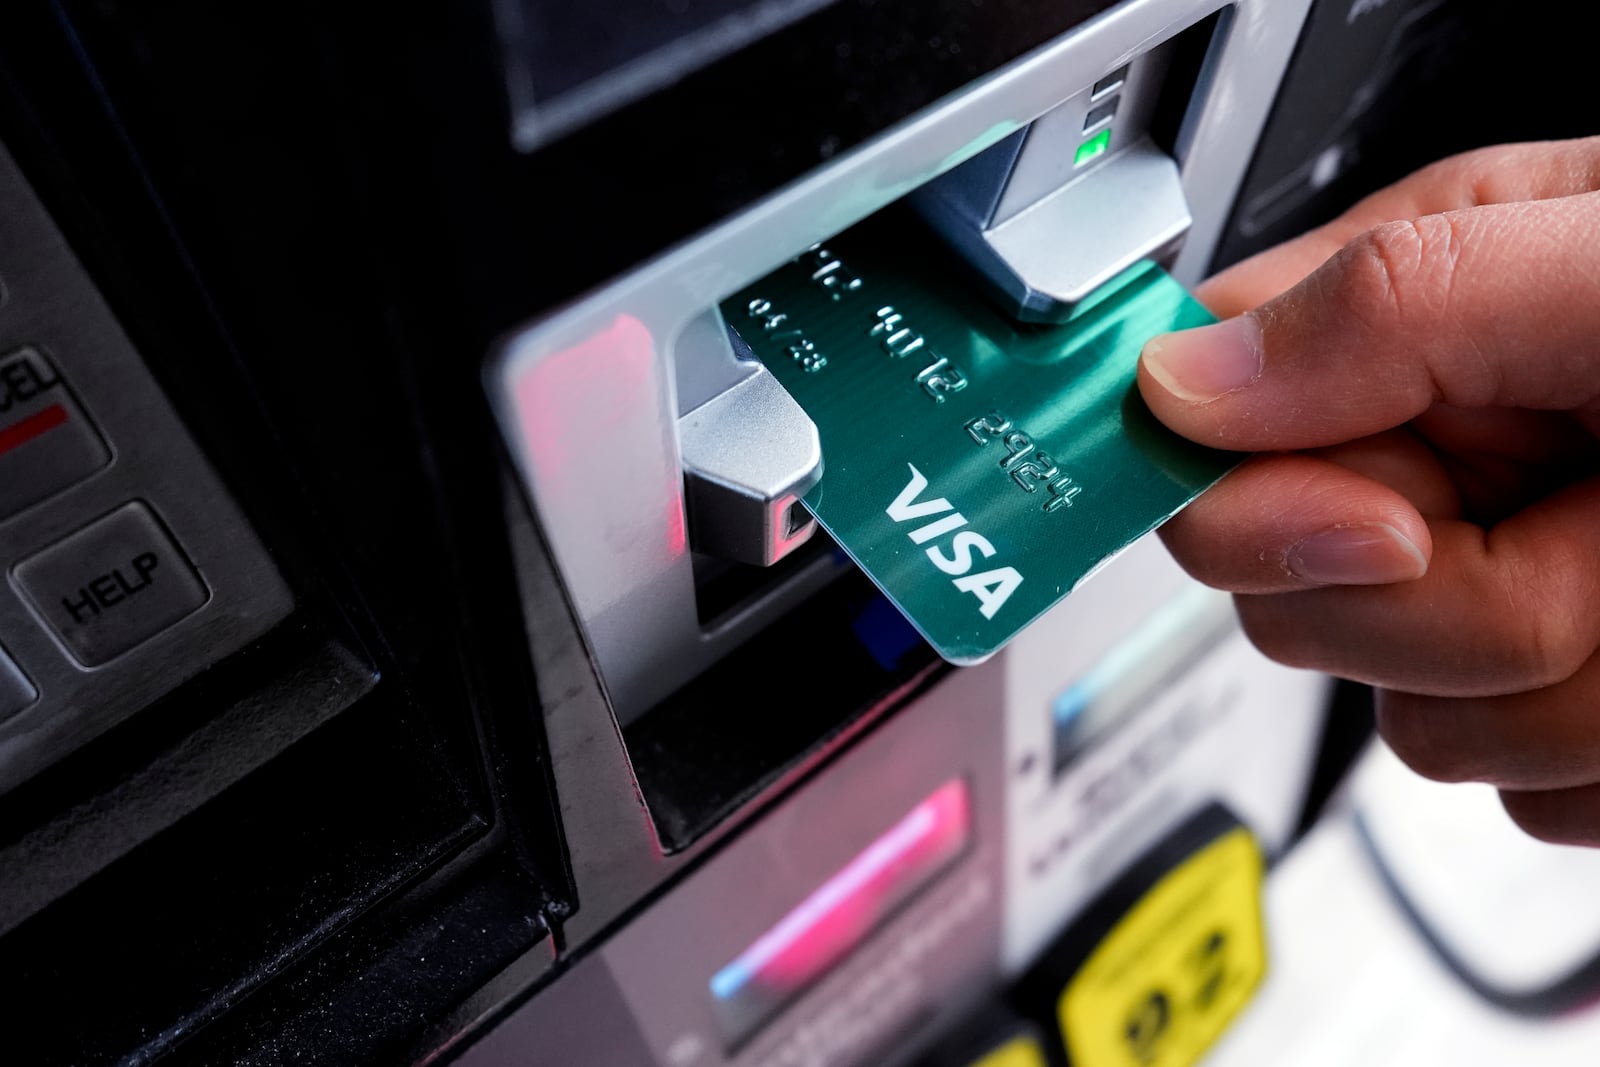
[13,502,209,666]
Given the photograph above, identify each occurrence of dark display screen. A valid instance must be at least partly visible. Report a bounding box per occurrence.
[497,0,1124,150]
[499,0,841,146]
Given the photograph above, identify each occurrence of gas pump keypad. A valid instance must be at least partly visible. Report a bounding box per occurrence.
[0,346,110,519]
[15,503,209,667]
[0,138,293,794]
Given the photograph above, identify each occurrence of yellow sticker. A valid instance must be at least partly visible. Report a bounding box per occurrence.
[1057,827,1266,1067]
[969,1035,1050,1067]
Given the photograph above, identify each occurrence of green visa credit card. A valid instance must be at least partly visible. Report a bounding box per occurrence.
[722,214,1239,664]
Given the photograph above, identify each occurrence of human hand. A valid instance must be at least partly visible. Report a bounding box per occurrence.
[1137,137,1600,845]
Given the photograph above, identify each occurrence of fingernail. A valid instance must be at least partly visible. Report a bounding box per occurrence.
[1287,523,1428,586]
[1142,314,1265,402]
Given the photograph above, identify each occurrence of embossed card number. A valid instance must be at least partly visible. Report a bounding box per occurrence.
[722,213,1239,663]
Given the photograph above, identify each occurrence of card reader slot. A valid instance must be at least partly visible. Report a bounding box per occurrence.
[626,572,944,852]
[692,529,847,627]
[912,12,1226,322]
[658,11,1231,742]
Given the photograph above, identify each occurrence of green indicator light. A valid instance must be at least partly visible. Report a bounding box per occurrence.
[1075,128,1112,167]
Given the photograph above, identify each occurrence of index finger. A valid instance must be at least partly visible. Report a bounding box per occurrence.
[1139,192,1600,453]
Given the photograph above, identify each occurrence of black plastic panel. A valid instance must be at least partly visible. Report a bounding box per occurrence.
[509,0,798,102]
[629,569,947,851]
[497,0,1125,313]
[0,694,480,1067]
[501,0,842,147]
[1211,0,1597,271]
[0,1,568,1062]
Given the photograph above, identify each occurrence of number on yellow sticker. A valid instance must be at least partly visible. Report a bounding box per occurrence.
[1057,827,1266,1067]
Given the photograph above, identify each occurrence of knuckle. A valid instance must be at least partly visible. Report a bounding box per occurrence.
[1345,216,1467,314]
[1516,613,1591,689]
[1436,143,1529,204]
[1374,691,1479,783]
[1340,220,1428,316]
[1329,214,1507,409]
[1502,559,1596,688]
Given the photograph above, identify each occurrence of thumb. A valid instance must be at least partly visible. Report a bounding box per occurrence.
[1138,193,1600,451]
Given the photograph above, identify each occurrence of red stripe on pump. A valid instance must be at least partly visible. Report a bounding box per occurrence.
[0,403,69,457]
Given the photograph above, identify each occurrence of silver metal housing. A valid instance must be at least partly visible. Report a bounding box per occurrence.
[489,0,1315,723]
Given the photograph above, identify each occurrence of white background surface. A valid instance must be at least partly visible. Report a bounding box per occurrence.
[1205,748,1600,1067]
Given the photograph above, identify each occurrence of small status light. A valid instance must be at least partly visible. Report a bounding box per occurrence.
[1075,128,1112,167]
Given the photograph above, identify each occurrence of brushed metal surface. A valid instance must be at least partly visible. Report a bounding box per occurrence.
[0,139,294,794]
